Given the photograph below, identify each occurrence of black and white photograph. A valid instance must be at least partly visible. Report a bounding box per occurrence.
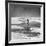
[7,1,45,44]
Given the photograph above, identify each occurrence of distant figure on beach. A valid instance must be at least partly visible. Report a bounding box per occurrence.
[26,19,30,31]
[26,19,32,31]
[27,19,29,26]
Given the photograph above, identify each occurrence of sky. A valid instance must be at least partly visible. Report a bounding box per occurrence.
[9,3,40,18]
